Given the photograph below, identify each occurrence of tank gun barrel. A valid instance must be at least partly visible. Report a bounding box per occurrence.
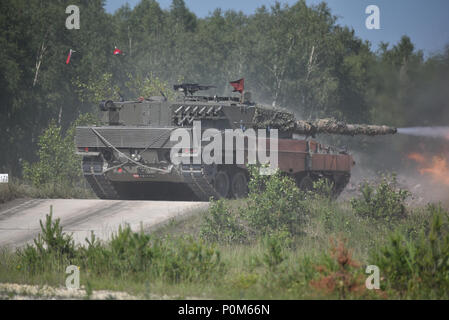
[294,119,397,136]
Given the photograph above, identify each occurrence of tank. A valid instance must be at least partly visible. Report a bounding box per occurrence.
[74,83,397,201]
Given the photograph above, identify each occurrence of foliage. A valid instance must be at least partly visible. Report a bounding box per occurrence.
[0,0,113,175]
[124,72,177,100]
[312,178,336,200]
[22,113,97,194]
[309,239,371,299]
[17,207,224,284]
[262,231,290,272]
[200,199,247,244]
[74,73,121,105]
[74,72,175,105]
[241,166,309,236]
[350,175,411,221]
[200,167,310,243]
[371,204,449,299]
[0,179,29,204]
[17,206,76,274]
[2,190,449,299]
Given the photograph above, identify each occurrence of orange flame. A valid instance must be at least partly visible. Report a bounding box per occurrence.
[408,153,426,163]
[408,153,449,185]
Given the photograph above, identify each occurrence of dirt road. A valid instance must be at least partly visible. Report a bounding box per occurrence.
[0,199,208,248]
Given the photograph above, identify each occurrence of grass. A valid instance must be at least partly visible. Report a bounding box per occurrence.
[0,173,447,300]
[0,178,94,204]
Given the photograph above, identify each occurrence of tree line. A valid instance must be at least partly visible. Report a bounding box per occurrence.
[1,0,448,175]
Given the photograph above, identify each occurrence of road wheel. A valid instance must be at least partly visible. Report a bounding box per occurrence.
[213,170,230,199]
[231,171,249,199]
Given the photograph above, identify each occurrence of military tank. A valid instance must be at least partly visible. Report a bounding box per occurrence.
[75,83,397,201]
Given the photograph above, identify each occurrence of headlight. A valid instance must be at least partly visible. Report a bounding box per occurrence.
[131,153,142,162]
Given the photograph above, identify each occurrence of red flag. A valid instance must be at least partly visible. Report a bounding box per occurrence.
[230,78,244,94]
[113,47,122,55]
[66,49,75,64]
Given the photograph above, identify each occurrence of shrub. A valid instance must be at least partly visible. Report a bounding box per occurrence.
[262,231,290,272]
[350,174,410,221]
[18,206,76,273]
[371,204,449,299]
[22,113,97,196]
[200,199,247,244]
[309,239,369,299]
[157,236,224,283]
[200,167,310,242]
[241,167,309,236]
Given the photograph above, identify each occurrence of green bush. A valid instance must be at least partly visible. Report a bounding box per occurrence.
[350,174,410,221]
[371,204,449,299]
[22,113,97,196]
[241,167,309,236]
[157,236,224,283]
[18,206,76,274]
[200,199,247,244]
[200,167,310,242]
[262,231,290,272]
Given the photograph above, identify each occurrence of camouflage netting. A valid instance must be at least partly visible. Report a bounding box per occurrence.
[294,119,397,136]
[251,107,397,136]
[252,106,296,131]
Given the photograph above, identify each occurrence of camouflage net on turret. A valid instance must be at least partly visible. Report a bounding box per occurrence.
[252,106,296,131]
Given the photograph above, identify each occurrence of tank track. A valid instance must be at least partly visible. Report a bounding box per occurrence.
[82,157,119,200]
[181,164,221,201]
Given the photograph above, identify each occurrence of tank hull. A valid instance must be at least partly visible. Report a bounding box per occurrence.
[76,126,354,201]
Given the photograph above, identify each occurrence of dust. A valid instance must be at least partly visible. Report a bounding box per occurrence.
[339,143,449,208]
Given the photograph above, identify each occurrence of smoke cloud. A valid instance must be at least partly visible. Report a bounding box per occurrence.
[398,127,449,140]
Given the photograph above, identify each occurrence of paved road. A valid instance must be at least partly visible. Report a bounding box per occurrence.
[0,199,208,249]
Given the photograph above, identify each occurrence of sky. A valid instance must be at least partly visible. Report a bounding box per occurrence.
[105,0,449,56]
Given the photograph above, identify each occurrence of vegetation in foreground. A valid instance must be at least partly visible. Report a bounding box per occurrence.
[1,170,448,300]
